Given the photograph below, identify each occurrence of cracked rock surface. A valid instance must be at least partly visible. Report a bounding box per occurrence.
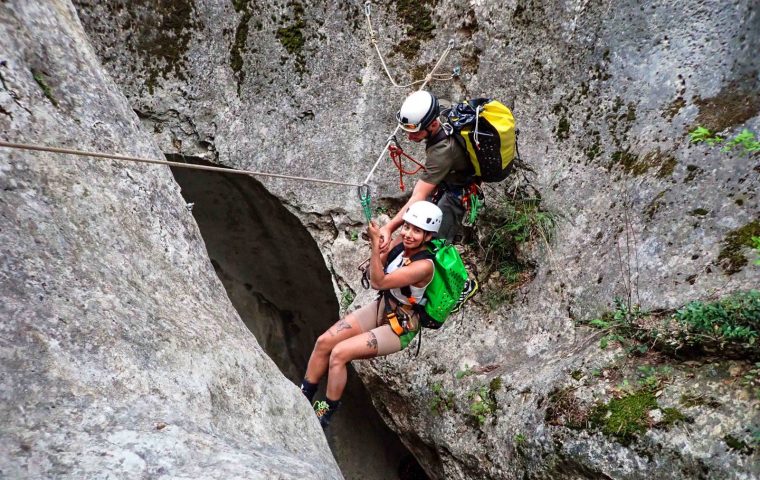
[0,2,340,479]
[2,0,758,478]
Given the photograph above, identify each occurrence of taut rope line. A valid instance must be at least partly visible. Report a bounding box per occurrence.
[0,141,363,188]
[363,2,457,88]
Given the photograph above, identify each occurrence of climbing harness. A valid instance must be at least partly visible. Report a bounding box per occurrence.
[363,2,459,89]
[0,141,363,188]
[388,137,426,191]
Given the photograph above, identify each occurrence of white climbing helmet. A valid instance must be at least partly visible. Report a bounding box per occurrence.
[396,90,440,132]
[402,201,442,233]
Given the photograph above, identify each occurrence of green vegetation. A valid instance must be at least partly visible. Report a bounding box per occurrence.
[340,288,355,311]
[481,196,555,260]
[689,126,760,155]
[455,365,475,379]
[752,236,760,266]
[276,21,306,55]
[589,390,657,444]
[31,69,58,107]
[514,433,526,444]
[474,194,554,308]
[718,221,760,274]
[635,365,673,391]
[672,291,759,347]
[393,0,437,59]
[348,230,359,242]
[583,291,760,358]
[586,298,647,352]
[429,381,455,415]
[555,116,570,141]
[468,378,501,426]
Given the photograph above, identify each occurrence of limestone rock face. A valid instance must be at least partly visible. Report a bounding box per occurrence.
[0,2,340,478]
[16,0,760,479]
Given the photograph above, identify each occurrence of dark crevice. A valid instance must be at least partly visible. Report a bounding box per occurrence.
[168,154,426,480]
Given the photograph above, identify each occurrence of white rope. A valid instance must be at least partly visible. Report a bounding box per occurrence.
[362,127,400,185]
[0,141,364,188]
[363,1,457,89]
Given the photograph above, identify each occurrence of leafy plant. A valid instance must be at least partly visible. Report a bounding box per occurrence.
[585,298,647,351]
[340,289,355,311]
[468,378,502,426]
[455,365,475,379]
[348,230,359,242]
[635,365,673,392]
[673,290,760,347]
[429,382,455,415]
[752,236,760,266]
[689,126,760,155]
[514,433,526,444]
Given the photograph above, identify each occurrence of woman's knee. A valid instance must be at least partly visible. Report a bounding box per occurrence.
[314,332,337,354]
[329,344,351,369]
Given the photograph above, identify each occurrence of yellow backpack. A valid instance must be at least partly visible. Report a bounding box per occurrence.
[444,98,517,182]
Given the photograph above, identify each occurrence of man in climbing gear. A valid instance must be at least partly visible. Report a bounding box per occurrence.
[378,90,479,309]
[300,201,441,430]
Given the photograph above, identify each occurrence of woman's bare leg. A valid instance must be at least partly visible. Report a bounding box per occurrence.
[304,315,363,384]
[326,325,401,400]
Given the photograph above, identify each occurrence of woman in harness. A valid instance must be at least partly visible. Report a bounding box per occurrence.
[299,200,442,429]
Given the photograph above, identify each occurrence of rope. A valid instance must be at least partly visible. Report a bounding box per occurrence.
[0,140,363,188]
[363,1,458,89]
[388,141,426,191]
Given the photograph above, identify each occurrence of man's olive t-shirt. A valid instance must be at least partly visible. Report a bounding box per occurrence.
[421,133,473,186]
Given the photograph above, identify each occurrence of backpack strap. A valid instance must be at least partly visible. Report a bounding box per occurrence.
[384,244,435,302]
[426,127,448,148]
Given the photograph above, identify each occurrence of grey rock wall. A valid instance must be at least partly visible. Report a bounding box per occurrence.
[19,0,760,479]
[0,2,340,478]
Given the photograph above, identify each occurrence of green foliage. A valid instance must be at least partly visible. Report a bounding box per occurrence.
[468,378,501,426]
[689,126,760,155]
[339,289,355,311]
[429,382,455,415]
[514,433,526,444]
[455,365,474,380]
[348,230,359,242]
[673,290,760,347]
[31,69,58,107]
[585,292,760,359]
[585,298,647,351]
[753,236,760,266]
[635,365,673,391]
[589,391,657,444]
[718,221,760,274]
[484,197,556,246]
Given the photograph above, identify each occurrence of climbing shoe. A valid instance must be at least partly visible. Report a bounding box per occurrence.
[314,399,340,430]
[450,278,479,314]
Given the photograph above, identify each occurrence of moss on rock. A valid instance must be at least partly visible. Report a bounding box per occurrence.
[718,220,760,275]
[589,391,657,444]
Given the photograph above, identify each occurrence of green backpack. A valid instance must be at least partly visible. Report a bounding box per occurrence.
[386,239,468,328]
